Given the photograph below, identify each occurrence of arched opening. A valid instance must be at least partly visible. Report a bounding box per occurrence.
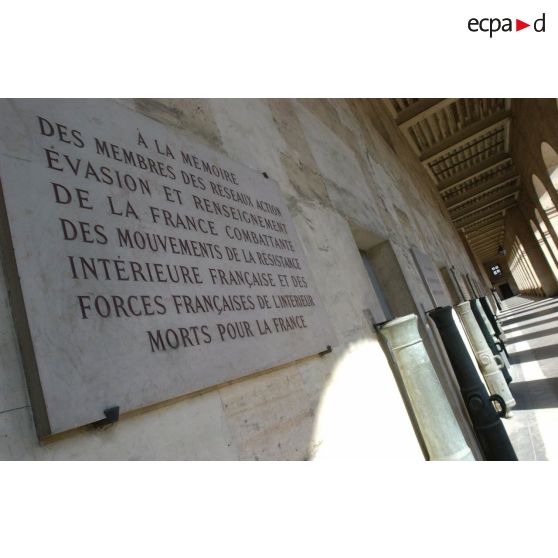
[532,174,558,241]
[534,207,558,262]
[533,173,555,212]
[509,236,543,296]
[530,219,558,281]
[542,142,558,190]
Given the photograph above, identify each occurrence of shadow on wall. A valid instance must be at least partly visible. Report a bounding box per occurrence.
[0,310,425,461]
[300,337,427,460]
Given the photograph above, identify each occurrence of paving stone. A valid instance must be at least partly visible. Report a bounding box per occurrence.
[500,296,558,460]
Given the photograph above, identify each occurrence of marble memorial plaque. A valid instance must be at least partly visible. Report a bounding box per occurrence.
[410,247,451,310]
[0,99,336,437]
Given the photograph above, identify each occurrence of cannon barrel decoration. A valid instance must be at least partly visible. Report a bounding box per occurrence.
[471,300,513,384]
[485,291,499,316]
[474,298,509,360]
[429,306,517,460]
[491,289,503,312]
[455,302,516,417]
[379,314,475,461]
[479,296,502,337]
[480,296,509,350]
[477,297,510,361]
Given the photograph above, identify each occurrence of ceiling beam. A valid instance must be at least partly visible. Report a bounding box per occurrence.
[476,246,500,254]
[472,248,502,260]
[470,234,504,250]
[476,248,502,260]
[475,244,502,255]
[437,152,511,192]
[440,157,514,196]
[473,248,502,259]
[463,220,504,237]
[469,228,505,244]
[445,173,519,211]
[467,224,504,242]
[470,232,504,248]
[473,243,499,254]
[419,111,511,163]
[457,200,517,229]
[462,213,504,233]
[476,252,500,263]
[474,250,502,262]
[396,99,455,128]
[450,184,519,221]
[465,216,504,234]
[453,191,518,223]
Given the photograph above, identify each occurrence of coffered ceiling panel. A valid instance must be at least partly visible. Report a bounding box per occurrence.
[385,98,518,262]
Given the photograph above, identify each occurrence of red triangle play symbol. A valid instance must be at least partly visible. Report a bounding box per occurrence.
[516,19,530,31]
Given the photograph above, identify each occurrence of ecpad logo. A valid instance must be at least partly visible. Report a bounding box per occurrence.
[468,13,546,37]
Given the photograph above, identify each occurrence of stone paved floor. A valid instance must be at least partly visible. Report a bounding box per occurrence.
[498,295,558,460]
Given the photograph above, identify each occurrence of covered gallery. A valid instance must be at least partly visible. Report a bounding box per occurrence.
[1,98,557,460]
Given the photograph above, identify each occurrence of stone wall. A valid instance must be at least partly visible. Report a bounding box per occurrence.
[0,99,484,460]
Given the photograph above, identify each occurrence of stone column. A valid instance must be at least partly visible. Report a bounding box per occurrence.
[479,296,507,343]
[509,206,558,295]
[379,314,475,461]
[455,302,516,417]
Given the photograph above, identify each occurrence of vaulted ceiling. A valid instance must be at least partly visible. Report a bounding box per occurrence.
[385,99,519,263]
